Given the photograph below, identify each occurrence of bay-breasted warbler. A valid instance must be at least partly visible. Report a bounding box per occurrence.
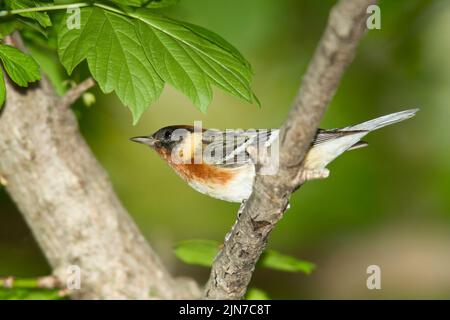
[131,109,418,202]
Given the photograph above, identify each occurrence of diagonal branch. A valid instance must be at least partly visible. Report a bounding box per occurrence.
[204,0,378,300]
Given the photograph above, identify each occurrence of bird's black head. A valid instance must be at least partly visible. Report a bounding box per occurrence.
[130,125,194,150]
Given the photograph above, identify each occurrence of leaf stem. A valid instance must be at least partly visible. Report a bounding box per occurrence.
[0,2,137,21]
[0,3,91,17]
[92,3,125,15]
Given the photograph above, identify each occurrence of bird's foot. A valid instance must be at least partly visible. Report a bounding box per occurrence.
[302,168,330,181]
[291,168,330,188]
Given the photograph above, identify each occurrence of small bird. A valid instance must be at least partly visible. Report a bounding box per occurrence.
[131,109,418,203]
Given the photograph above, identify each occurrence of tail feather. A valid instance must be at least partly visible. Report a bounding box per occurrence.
[348,140,369,151]
[344,108,419,132]
[304,108,418,170]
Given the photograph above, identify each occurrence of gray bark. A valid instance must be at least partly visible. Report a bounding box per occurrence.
[204,0,378,299]
[0,34,199,299]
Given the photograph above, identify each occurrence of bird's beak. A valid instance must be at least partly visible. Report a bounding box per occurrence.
[130,136,158,147]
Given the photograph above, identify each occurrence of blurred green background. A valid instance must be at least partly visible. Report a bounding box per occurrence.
[1,0,450,299]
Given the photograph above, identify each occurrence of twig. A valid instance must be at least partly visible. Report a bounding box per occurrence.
[204,0,378,300]
[0,276,70,298]
[60,78,96,108]
[0,275,61,289]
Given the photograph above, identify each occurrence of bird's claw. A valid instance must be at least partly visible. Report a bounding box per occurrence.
[301,168,330,181]
[291,168,330,188]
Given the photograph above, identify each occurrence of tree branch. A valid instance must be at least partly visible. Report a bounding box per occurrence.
[0,33,200,299]
[60,77,96,108]
[204,0,378,300]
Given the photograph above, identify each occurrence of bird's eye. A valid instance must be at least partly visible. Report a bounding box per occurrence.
[164,130,172,140]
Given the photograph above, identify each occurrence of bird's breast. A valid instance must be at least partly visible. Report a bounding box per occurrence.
[175,163,255,203]
[174,163,234,185]
[156,146,255,202]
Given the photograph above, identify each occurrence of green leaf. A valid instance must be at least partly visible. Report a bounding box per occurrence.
[0,17,47,40]
[58,7,164,123]
[179,20,251,71]
[146,0,180,8]
[108,0,180,8]
[0,68,6,108]
[259,250,316,274]
[136,14,211,112]
[174,240,219,267]
[53,0,78,3]
[174,240,315,275]
[57,6,255,123]
[245,288,270,300]
[0,44,41,87]
[0,20,21,39]
[136,9,254,112]
[0,288,65,300]
[16,16,48,38]
[6,0,52,28]
[109,0,145,7]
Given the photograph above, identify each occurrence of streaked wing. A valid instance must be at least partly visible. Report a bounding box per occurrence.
[202,129,279,167]
[200,128,366,169]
